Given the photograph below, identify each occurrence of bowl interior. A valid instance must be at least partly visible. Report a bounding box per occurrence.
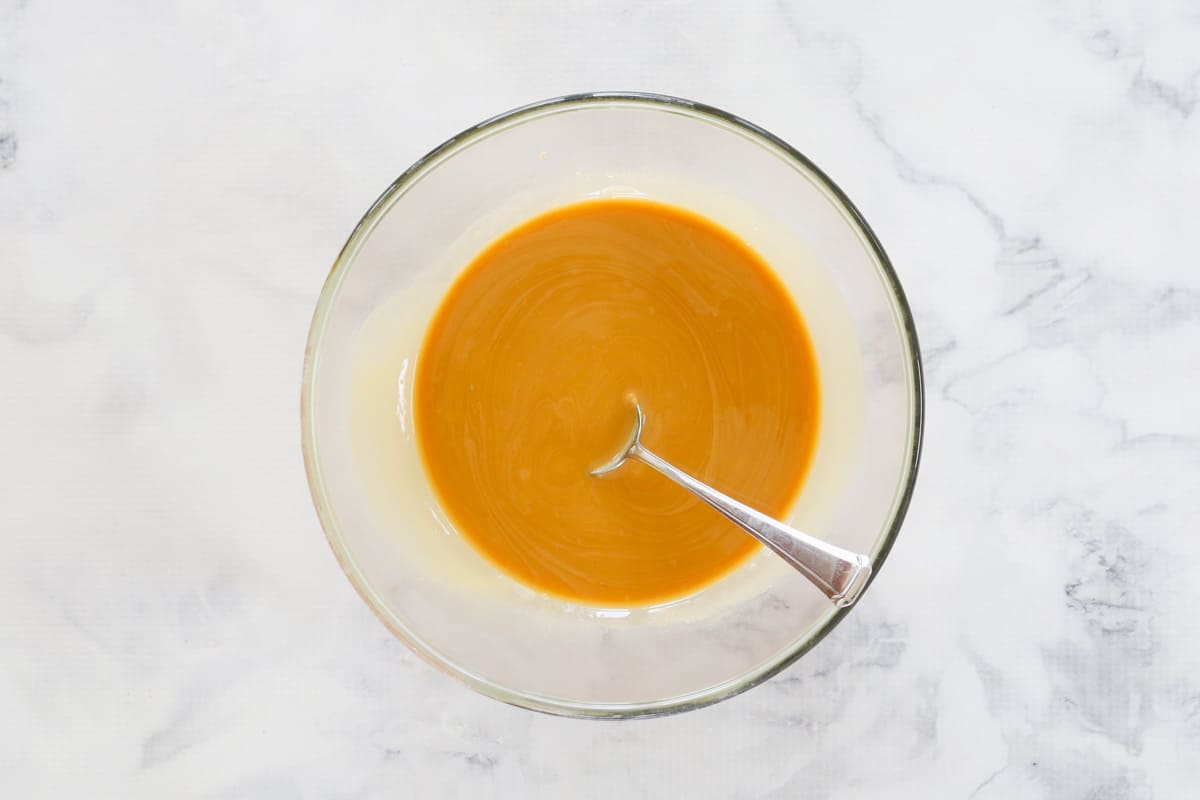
[302,94,921,717]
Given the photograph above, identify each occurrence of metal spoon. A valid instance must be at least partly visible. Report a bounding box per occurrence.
[591,399,872,608]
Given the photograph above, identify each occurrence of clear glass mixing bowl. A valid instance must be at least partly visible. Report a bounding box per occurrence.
[301,93,923,718]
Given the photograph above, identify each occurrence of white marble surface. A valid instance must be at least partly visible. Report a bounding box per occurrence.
[4,0,1200,797]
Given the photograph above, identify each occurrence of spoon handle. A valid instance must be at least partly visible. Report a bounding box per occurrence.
[629,443,872,608]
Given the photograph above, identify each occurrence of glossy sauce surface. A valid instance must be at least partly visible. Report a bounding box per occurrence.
[415,198,820,605]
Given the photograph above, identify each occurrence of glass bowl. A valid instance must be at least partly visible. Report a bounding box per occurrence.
[301,92,922,718]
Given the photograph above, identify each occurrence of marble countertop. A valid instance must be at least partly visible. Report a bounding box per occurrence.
[4,1,1199,797]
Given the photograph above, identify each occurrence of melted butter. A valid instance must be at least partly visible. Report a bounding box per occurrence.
[414,198,820,605]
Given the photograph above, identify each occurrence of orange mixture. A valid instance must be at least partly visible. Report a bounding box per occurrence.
[415,198,820,605]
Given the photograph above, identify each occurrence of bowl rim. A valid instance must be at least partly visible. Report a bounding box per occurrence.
[301,91,924,719]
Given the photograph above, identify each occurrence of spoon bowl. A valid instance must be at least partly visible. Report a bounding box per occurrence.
[590,396,646,477]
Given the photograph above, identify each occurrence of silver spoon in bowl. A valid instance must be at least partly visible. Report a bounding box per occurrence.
[591,398,872,608]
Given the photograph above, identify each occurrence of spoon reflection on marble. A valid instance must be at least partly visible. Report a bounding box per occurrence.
[591,398,872,608]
